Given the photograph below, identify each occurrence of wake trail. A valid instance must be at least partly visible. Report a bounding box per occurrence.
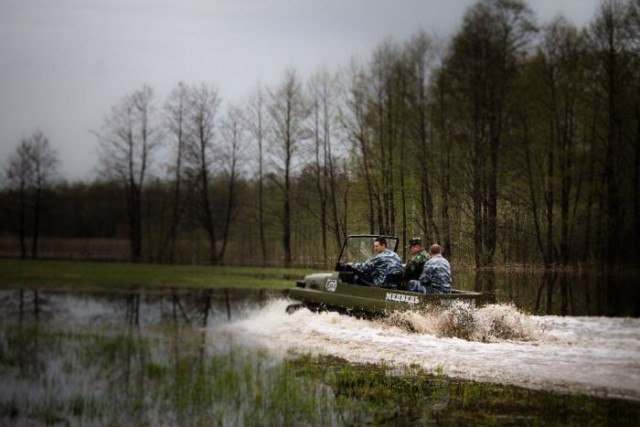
[212,298,640,401]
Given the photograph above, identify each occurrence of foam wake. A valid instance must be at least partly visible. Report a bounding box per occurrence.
[213,298,640,401]
[383,300,543,342]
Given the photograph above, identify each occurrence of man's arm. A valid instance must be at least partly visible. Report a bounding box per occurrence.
[351,255,377,274]
[418,261,434,285]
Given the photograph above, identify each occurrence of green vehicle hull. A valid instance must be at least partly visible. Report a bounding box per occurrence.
[288,271,485,317]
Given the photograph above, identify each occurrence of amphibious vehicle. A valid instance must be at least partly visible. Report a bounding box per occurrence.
[287,234,485,317]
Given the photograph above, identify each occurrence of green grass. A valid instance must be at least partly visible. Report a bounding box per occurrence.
[0,259,315,290]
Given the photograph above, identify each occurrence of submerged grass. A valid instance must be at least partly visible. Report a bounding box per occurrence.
[1,319,639,426]
[0,259,314,290]
[0,323,343,426]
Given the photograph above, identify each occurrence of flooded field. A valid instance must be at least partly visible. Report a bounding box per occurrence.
[1,286,639,425]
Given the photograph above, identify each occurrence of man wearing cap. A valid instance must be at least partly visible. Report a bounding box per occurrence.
[403,237,428,282]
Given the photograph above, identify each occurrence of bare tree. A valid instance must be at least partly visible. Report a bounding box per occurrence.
[369,40,402,236]
[96,85,159,262]
[218,103,246,262]
[403,32,442,250]
[160,82,193,262]
[308,73,330,261]
[630,0,640,257]
[4,130,58,258]
[588,0,637,265]
[341,60,377,233]
[444,0,536,268]
[307,67,348,258]
[27,131,58,258]
[268,69,310,267]
[185,83,222,265]
[429,49,457,258]
[540,18,588,266]
[5,140,33,259]
[245,82,269,266]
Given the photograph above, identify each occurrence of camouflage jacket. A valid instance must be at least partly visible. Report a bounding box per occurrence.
[353,249,403,287]
[403,249,428,281]
[419,254,452,292]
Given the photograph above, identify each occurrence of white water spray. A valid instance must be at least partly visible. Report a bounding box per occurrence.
[215,298,640,401]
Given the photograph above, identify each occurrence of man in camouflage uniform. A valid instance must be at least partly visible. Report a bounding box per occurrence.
[347,236,403,288]
[403,237,428,282]
[408,243,452,294]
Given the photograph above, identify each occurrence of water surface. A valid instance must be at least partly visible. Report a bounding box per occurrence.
[1,277,639,425]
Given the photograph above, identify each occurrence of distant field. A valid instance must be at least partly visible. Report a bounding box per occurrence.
[0,237,335,269]
[0,259,315,290]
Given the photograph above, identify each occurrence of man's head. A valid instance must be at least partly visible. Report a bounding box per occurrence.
[374,236,387,253]
[429,243,442,256]
[407,237,422,254]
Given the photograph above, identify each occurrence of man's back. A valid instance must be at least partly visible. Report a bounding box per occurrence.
[420,254,452,292]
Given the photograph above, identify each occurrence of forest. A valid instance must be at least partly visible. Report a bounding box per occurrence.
[1,0,639,269]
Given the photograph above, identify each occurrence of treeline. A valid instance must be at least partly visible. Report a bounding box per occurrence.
[2,0,639,269]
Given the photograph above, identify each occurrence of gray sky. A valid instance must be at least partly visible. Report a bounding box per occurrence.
[0,0,601,180]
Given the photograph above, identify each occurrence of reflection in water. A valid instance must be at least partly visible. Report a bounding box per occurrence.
[455,270,640,317]
[473,269,495,294]
[0,288,277,328]
[10,290,46,324]
[534,270,604,317]
[536,270,558,315]
[125,292,139,325]
[1,287,640,425]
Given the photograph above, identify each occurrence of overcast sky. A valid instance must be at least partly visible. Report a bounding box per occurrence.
[0,0,601,180]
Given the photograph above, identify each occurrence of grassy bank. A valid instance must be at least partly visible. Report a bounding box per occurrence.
[0,259,315,290]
